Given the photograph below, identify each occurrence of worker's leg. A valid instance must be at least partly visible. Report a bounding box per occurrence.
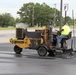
[56,35,65,47]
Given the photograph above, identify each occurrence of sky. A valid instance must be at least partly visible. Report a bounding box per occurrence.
[0,0,76,19]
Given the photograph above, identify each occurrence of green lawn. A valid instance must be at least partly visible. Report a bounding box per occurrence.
[0,27,42,30]
[0,27,15,30]
[0,26,75,30]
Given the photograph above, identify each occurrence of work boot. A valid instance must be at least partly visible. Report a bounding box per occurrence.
[55,46,60,49]
[50,46,53,49]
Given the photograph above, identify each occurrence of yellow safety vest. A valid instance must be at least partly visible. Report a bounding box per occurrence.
[61,25,71,35]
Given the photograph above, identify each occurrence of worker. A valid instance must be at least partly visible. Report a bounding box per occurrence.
[56,23,71,48]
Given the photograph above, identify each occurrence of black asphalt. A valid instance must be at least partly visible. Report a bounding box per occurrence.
[0,42,76,75]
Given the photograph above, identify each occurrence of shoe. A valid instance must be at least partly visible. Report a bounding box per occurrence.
[50,46,53,49]
[55,46,60,49]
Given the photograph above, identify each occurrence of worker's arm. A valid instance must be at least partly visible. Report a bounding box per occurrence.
[61,29,64,32]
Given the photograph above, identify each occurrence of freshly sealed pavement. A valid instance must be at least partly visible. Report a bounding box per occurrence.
[0,30,76,75]
[1,43,76,75]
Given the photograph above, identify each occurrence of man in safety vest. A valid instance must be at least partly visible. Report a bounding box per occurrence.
[56,23,71,48]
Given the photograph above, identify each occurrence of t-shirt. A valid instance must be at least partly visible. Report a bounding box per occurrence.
[61,25,71,35]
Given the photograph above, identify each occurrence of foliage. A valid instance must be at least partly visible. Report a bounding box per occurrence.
[17,2,60,27]
[0,2,74,27]
[0,13,15,27]
[65,16,74,25]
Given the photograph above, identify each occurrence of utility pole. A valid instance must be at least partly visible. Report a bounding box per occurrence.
[32,6,34,26]
[53,4,56,26]
[60,0,63,30]
[64,5,67,24]
[64,4,68,24]
[72,10,75,48]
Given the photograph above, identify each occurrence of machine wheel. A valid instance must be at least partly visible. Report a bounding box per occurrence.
[37,47,47,56]
[14,45,22,54]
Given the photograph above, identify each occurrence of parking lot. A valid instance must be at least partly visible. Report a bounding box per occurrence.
[0,30,76,75]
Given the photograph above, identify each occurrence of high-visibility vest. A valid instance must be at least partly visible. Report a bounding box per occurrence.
[61,25,71,35]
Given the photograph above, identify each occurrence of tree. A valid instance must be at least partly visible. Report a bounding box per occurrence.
[34,3,54,26]
[16,18,21,23]
[17,2,60,27]
[17,2,35,26]
[17,2,73,27]
[0,13,15,27]
[0,15,3,27]
[64,16,73,25]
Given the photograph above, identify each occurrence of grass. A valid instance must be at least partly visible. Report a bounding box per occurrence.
[0,27,15,30]
[0,26,76,30]
[0,27,42,30]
